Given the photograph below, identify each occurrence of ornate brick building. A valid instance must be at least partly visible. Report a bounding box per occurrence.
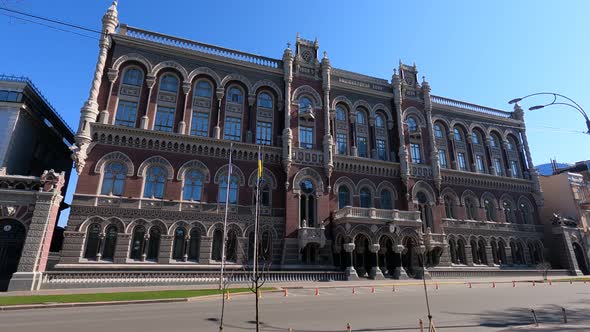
[57,2,562,286]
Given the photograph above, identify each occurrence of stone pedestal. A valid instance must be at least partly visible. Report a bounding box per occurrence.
[393,245,409,280]
[369,244,385,280]
[343,243,359,280]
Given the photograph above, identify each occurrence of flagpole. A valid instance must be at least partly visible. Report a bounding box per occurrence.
[219,143,233,290]
[253,146,262,280]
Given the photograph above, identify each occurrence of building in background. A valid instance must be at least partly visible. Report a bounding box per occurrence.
[0,75,74,291]
[540,160,590,275]
[46,1,565,290]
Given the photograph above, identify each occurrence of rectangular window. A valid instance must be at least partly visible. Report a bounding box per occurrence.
[336,133,348,155]
[376,139,386,161]
[223,117,242,141]
[357,136,368,158]
[476,155,485,173]
[457,152,467,171]
[114,100,138,127]
[190,112,209,137]
[154,106,175,132]
[510,160,520,177]
[438,149,447,168]
[494,158,503,175]
[299,126,313,149]
[256,121,272,145]
[410,143,421,163]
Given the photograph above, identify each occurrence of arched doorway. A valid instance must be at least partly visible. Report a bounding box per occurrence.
[402,237,419,278]
[353,234,371,277]
[0,219,27,291]
[301,243,320,265]
[378,236,396,277]
[573,243,589,275]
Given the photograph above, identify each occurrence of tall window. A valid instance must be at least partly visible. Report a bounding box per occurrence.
[356,111,367,125]
[472,132,480,144]
[520,202,532,224]
[102,225,117,260]
[188,229,201,262]
[406,117,418,133]
[484,199,495,221]
[453,128,463,141]
[494,158,503,176]
[299,180,316,227]
[336,106,346,121]
[510,160,520,178]
[154,106,175,132]
[190,112,209,137]
[83,224,101,259]
[376,139,386,161]
[417,192,433,231]
[439,150,447,168]
[129,225,146,260]
[357,136,368,157]
[147,227,161,260]
[172,227,186,260]
[224,117,242,141]
[123,68,143,86]
[299,126,313,149]
[261,184,271,207]
[336,133,347,155]
[218,174,238,204]
[410,143,421,163]
[114,101,138,127]
[476,155,485,173]
[211,229,223,261]
[434,124,444,138]
[194,80,212,98]
[458,153,467,171]
[228,87,243,103]
[256,121,272,145]
[465,197,478,220]
[258,92,273,109]
[490,134,500,148]
[375,114,385,128]
[101,162,126,196]
[143,166,166,199]
[160,75,178,92]
[380,189,393,209]
[503,200,515,223]
[182,170,204,201]
[444,196,455,219]
[299,96,312,114]
[338,186,351,209]
[360,188,372,208]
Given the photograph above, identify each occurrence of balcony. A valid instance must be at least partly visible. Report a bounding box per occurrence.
[442,218,544,233]
[298,226,326,249]
[333,206,421,226]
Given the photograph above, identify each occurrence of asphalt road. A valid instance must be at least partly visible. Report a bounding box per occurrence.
[2,281,590,331]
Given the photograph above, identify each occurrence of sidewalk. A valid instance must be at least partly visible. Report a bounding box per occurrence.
[0,275,573,297]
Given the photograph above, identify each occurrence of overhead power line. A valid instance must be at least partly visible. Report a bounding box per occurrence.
[0,12,98,40]
[0,6,104,35]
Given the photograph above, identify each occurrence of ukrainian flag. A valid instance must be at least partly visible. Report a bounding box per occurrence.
[257,148,263,180]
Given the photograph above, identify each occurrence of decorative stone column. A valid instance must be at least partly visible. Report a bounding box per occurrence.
[393,245,409,280]
[392,69,409,188]
[114,233,131,264]
[282,44,294,187]
[157,235,173,264]
[464,244,474,266]
[200,236,213,264]
[321,52,334,180]
[343,243,359,280]
[246,96,256,143]
[486,245,495,267]
[9,170,66,291]
[422,77,441,191]
[415,245,431,279]
[178,82,191,134]
[213,89,224,139]
[504,245,513,265]
[140,75,155,129]
[59,231,85,264]
[369,244,385,280]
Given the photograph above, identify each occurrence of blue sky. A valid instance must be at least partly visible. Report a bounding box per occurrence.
[1,0,588,225]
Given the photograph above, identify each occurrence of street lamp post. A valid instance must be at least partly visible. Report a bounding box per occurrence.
[508,92,590,134]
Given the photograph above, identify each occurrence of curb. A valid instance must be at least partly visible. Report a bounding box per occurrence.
[0,298,188,311]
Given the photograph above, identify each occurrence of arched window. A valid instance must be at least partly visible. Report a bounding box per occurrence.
[380,189,393,210]
[211,229,223,261]
[218,174,238,204]
[520,202,533,224]
[355,109,370,157]
[336,106,346,121]
[375,114,385,128]
[465,197,478,220]
[260,183,271,207]
[83,223,101,260]
[299,179,316,227]
[335,106,348,155]
[490,133,501,148]
[299,96,312,114]
[507,137,517,151]
[338,186,351,209]
[406,117,418,133]
[257,92,273,109]
[143,166,167,199]
[102,225,118,260]
[360,188,372,208]
[471,132,479,144]
[453,127,463,141]
[114,67,143,127]
[356,110,367,125]
[122,68,143,86]
[194,80,212,98]
[449,239,458,264]
[226,230,237,262]
[147,227,161,260]
[228,87,243,103]
[160,74,178,92]
[444,196,455,219]
[188,228,201,262]
[478,239,488,265]
[434,124,444,138]
[172,227,187,261]
[191,80,213,137]
[182,170,204,201]
[417,191,433,231]
[484,198,496,221]
[503,200,515,223]
[457,239,467,264]
[260,230,272,262]
[129,225,146,260]
[101,162,126,196]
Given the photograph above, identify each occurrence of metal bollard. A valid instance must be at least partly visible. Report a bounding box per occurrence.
[531,309,539,327]
[562,307,568,324]
[418,319,424,332]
